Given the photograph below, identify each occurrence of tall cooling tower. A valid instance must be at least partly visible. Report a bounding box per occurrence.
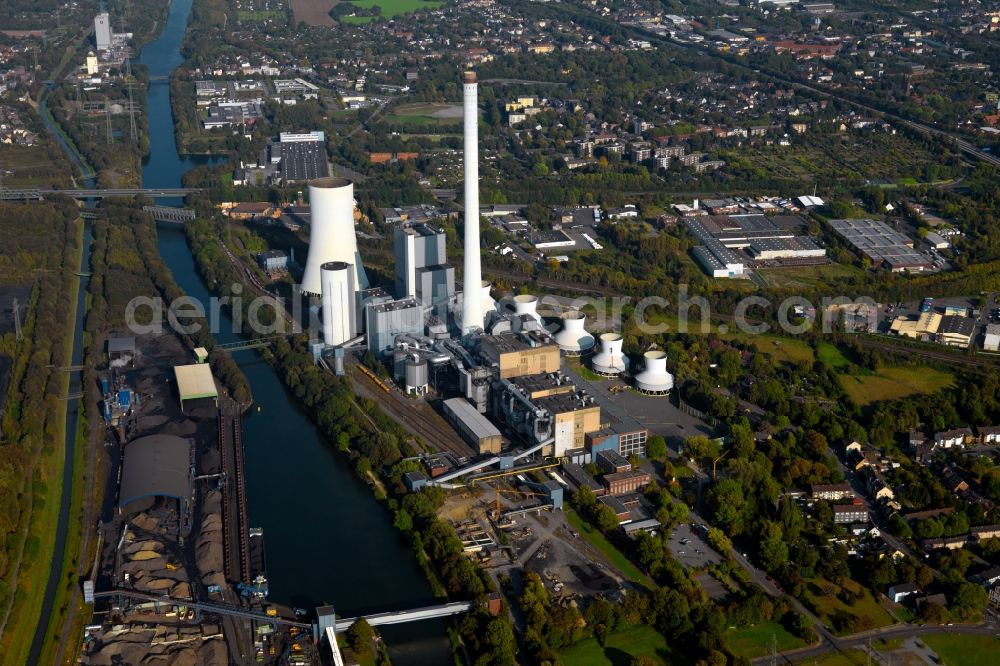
[302,177,359,296]
[461,71,484,333]
[321,261,357,346]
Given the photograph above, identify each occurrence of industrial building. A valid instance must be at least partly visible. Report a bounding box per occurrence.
[827,218,934,272]
[119,434,193,522]
[937,315,976,348]
[985,324,1000,352]
[365,297,425,355]
[443,397,503,454]
[320,262,358,347]
[602,470,650,496]
[890,311,942,339]
[479,332,560,379]
[173,364,218,412]
[393,223,455,317]
[256,249,288,273]
[687,214,826,278]
[94,12,112,52]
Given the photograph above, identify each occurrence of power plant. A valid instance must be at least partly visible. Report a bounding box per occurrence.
[295,70,671,482]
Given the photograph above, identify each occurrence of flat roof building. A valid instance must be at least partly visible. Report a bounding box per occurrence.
[443,397,503,454]
[938,315,976,348]
[828,218,934,272]
[173,364,218,411]
[479,333,560,379]
[602,470,651,496]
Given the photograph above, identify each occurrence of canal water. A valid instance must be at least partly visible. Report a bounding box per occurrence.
[139,0,450,661]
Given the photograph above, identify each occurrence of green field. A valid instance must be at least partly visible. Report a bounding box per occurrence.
[793,649,868,665]
[923,634,1000,666]
[342,0,443,22]
[564,509,653,589]
[816,342,853,371]
[755,263,868,291]
[801,578,894,635]
[383,102,464,127]
[726,622,807,659]
[838,366,954,406]
[560,626,684,666]
[720,332,816,365]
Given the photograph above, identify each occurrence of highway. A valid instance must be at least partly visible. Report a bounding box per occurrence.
[0,187,201,200]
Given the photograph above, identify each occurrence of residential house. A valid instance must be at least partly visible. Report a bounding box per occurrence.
[887,583,921,603]
[935,427,974,448]
[972,525,1000,541]
[978,425,1000,444]
[939,466,969,494]
[833,504,869,524]
[922,535,968,551]
[811,483,854,501]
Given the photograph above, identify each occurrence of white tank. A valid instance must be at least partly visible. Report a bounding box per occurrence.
[634,350,674,395]
[591,333,628,377]
[554,311,594,356]
[514,294,540,322]
[320,261,357,347]
[302,177,359,296]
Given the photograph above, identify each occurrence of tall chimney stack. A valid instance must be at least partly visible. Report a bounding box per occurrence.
[461,70,484,334]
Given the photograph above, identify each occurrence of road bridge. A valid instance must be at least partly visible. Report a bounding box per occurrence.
[0,187,202,201]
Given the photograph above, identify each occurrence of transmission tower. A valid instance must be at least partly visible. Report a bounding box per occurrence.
[12,298,23,342]
[125,56,137,143]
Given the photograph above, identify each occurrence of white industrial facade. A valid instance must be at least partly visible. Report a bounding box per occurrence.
[320,262,357,347]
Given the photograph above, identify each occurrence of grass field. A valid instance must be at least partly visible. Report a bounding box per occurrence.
[560,626,684,666]
[923,634,1000,666]
[719,332,815,365]
[756,263,868,291]
[564,509,654,589]
[726,621,806,659]
[838,366,953,406]
[816,342,853,371]
[801,577,894,635]
[342,0,442,22]
[384,102,465,126]
[793,649,868,665]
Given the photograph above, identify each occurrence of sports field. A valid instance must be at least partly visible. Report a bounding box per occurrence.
[341,0,442,23]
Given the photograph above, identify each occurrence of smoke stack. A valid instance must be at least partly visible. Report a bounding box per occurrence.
[461,71,484,333]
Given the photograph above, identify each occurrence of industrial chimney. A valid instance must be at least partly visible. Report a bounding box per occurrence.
[461,71,484,334]
[301,177,360,296]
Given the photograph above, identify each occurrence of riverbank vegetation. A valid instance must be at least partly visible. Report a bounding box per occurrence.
[0,199,81,664]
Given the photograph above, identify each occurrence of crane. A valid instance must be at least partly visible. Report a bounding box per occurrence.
[491,482,546,520]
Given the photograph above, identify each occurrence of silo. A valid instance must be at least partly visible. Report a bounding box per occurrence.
[591,333,628,377]
[320,261,357,347]
[302,177,359,295]
[405,357,429,395]
[554,311,595,356]
[634,350,674,395]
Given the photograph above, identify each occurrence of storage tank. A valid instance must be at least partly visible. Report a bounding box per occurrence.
[320,261,357,347]
[302,178,360,295]
[591,333,628,377]
[405,357,429,395]
[513,294,541,322]
[634,350,674,395]
[554,311,595,356]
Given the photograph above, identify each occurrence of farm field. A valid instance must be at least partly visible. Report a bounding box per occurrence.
[290,0,337,26]
[755,263,868,290]
[726,621,806,659]
[560,626,685,666]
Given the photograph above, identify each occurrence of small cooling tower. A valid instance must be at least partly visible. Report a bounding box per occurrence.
[302,177,360,296]
[591,333,628,377]
[320,261,357,347]
[634,350,674,395]
[554,311,594,356]
[513,294,541,322]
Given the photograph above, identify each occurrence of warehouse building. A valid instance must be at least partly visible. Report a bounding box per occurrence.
[985,324,1000,352]
[827,218,934,272]
[173,363,218,412]
[602,469,651,496]
[119,434,193,526]
[890,311,942,339]
[938,315,976,348]
[443,397,503,454]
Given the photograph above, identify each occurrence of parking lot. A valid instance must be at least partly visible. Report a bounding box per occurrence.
[667,523,724,569]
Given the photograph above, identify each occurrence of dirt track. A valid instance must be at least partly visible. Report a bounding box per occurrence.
[290,0,337,26]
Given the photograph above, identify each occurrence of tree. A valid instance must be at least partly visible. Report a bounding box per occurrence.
[706,527,732,554]
[346,618,375,658]
[685,435,720,463]
[647,435,668,461]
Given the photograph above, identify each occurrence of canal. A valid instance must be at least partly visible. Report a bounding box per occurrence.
[139,0,450,662]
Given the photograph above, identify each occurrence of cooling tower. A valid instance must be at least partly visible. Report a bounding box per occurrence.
[513,294,540,322]
[481,281,496,316]
[320,261,357,347]
[302,177,359,296]
[634,350,674,395]
[461,71,484,333]
[554,311,595,356]
[591,333,628,377]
